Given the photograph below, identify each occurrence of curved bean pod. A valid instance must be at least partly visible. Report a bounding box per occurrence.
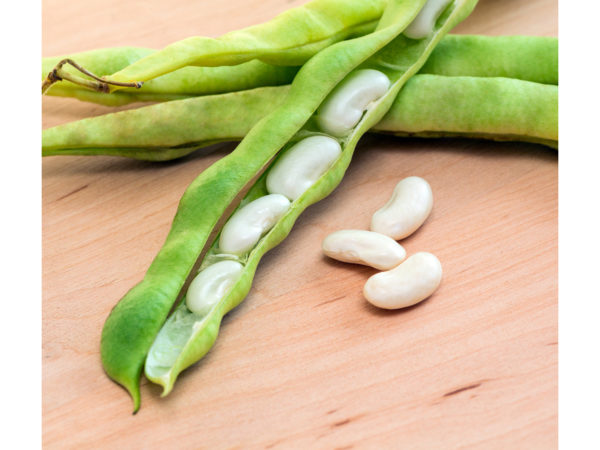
[100,0,386,91]
[42,74,558,161]
[139,2,475,404]
[42,34,558,105]
[103,0,478,410]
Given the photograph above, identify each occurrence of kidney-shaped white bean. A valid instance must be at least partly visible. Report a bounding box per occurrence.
[316,69,390,137]
[322,229,406,270]
[404,0,453,39]
[371,176,433,240]
[363,252,442,309]
[186,260,244,316]
[266,136,342,201]
[219,194,291,255]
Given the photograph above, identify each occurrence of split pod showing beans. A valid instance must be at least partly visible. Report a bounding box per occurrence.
[101,0,480,412]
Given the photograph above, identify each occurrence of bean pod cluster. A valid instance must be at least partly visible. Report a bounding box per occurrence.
[41,0,557,413]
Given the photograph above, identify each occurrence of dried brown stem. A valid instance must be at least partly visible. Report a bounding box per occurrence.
[41,58,143,95]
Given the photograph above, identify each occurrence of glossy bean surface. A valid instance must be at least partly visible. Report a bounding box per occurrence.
[219,194,291,255]
[266,136,342,201]
[322,230,406,270]
[316,69,390,137]
[371,176,433,240]
[186,261,244,316]
[364,252,443,309]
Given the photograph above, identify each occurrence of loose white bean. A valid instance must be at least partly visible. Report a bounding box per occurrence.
[371,176,433,240]
[322,230,406,270]
[219,194,291,255]
[266,136,342,201]
[363,252,442,309]
[316,69,390,137]
[186,260,244,315]
[404,0,452,39]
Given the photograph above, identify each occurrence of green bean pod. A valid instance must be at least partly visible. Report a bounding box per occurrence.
[43,52,299,105]
[377,74,558,147]
[101,0,386,90]
[419,34,558,84]
[42,75,557,161]
[42,34,557,106]
[100,0,478,412]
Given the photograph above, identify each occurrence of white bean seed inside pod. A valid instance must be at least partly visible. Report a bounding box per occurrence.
[266,135,342,201]
[219,194,291,255]
[404,0,453,39]
[186,260,244,316]
[316,69,390,137]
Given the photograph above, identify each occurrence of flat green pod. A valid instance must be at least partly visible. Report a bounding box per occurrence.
[42,34,558,105]
[101,0,386,90]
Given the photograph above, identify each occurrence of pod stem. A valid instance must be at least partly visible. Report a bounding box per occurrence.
[41,58,143,94]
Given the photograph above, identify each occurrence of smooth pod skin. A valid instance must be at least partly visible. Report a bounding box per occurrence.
[219,194,291,255]
[102,0,478,408]
[371,176,433,240]
[266,136,342,200]
[322,230,406,270]
[364,252,442,309]
[185,261,243,316]
[404,0,452,39]
[316,69,391,137]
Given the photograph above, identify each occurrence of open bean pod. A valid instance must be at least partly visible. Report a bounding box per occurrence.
[100,0,479,412]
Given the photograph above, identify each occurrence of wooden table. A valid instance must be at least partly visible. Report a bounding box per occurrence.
[42,0,558,447]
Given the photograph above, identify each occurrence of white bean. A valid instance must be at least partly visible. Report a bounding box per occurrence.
[363,252,442,309]
[186,260,244,315]
[404,0,452,39]
[371,176,433,240]
[219,194,291,255]
[316,69,391,137]
[322,230,406,270]
[266,136,342,201]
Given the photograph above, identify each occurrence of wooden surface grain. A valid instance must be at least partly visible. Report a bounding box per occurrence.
[42,0,558,448]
